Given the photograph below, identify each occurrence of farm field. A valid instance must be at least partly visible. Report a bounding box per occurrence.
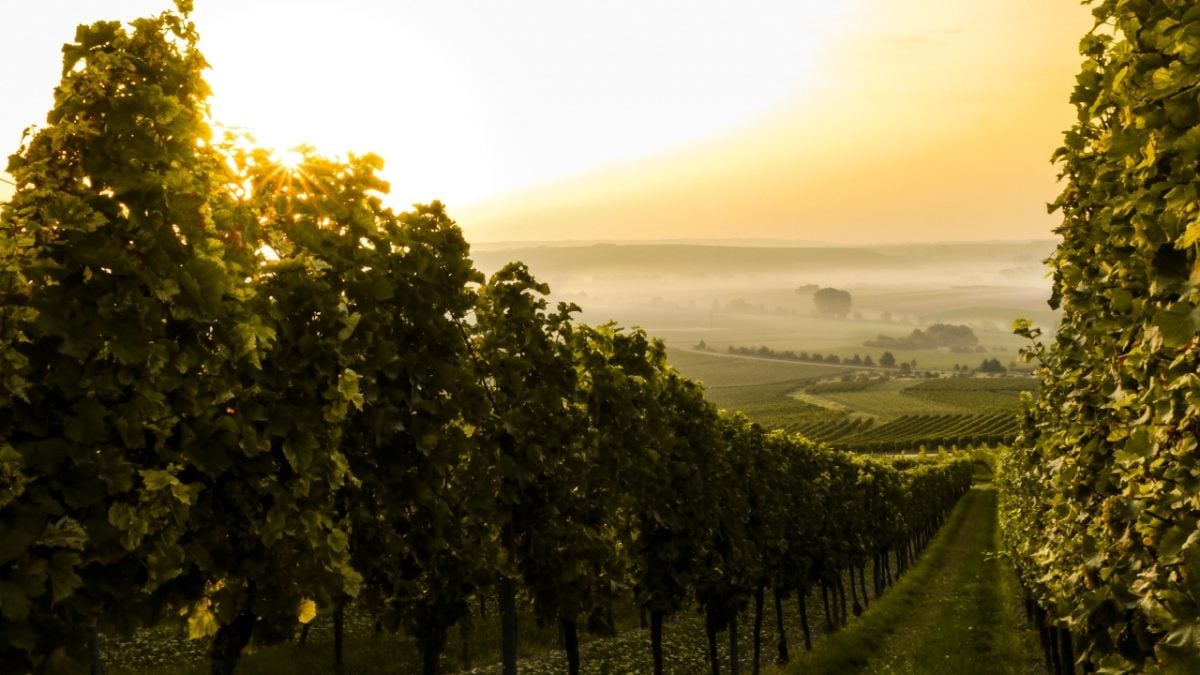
[664,347,857,386]
[799,379,969,419]
[903,377,1036,410]
[801,377,1036,421]
[608,303,1032,372]
[663,348,854,428]
[667,348,1032,451]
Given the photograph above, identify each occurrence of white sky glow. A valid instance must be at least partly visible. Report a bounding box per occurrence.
[1,1,1093,243]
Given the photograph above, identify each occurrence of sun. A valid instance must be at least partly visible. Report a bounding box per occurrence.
[276,148,305,172]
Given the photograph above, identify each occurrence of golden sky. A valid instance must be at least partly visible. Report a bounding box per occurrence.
[1,1,1094,243]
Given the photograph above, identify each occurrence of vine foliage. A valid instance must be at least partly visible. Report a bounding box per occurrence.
[999,1,1200,671]
[1,4,977,674]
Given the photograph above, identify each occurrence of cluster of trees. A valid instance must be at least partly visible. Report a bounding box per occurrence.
[999,2,1200,672]
[0,8,977,675]
[794,285,853,319]
[974,358,1007,374]
[724,345,875,367]
[811,288,852,319]
[865,323,982,352]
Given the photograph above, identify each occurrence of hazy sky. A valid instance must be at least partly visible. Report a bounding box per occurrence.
[0,1,1093,243]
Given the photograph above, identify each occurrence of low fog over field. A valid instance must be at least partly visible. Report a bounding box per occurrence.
[472,240,1058,370]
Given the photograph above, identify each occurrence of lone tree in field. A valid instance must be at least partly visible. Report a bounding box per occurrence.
[813,287,852,319]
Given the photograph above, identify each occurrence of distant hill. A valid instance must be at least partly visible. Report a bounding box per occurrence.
[471,240,1057,288]
[472,243,900,278]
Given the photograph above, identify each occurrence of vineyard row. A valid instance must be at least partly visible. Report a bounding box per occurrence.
[0,10,976,675]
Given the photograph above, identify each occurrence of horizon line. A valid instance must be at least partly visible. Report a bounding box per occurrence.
[469,236,1059,249]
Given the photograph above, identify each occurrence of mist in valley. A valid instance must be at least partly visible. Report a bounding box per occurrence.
[471,239,1059,371]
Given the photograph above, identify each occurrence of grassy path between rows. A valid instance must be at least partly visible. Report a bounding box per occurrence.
[779,486,1045,674]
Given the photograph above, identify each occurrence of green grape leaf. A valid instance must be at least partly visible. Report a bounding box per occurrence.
[1153,302,1200,347]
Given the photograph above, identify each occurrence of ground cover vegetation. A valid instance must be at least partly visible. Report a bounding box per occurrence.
[998,1,1200,671]
[0,5,977,674]
[784,486,1044,675]
[95,556,917,674]
[799,379,969,419]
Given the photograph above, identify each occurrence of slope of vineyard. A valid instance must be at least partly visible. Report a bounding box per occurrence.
[670,350,1032,452]
[665,348,854,430]
[683,372,1029,453]
[836,413,1018,453]
[997,2,1200,671]
[783,414,878,444]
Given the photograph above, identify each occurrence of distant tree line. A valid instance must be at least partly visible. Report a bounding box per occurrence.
[945,361,1020,375]
[711,345,1010,378]
[725,345,875,367]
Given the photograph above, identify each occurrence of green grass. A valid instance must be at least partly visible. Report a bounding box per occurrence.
[704,382,842,432]
[800,379,966,419]
[903,389,1026,410]
[776,487,1043,675]
[903,377,1038,393]
[103,579,869,675]
[664,348,858,429]
[666,347,856,387]
[106,600,645,675]
[796,377,1033,424]
[901,377,1036,412]
[805,377,887,394]
[100,481,1008,675]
